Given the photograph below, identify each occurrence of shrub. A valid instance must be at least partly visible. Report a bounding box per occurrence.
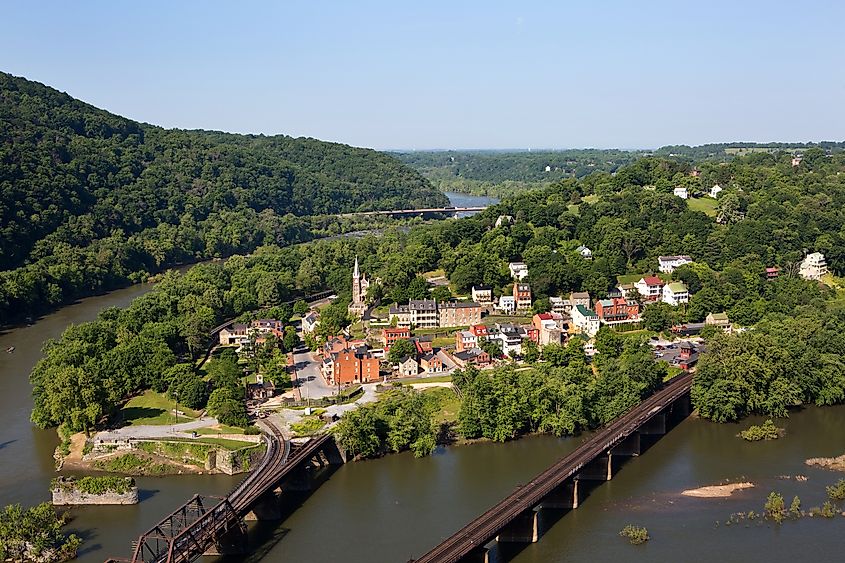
[244,425,261,435]
[619,525,650,545]
[826,479,845,502]
[739,419,782,441]
[764,491,786,523]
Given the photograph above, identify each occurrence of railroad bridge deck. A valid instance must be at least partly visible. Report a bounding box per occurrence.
[411,372,694,563]
[106,427,344,563]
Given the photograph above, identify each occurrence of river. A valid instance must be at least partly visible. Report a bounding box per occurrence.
[1,189,843,562]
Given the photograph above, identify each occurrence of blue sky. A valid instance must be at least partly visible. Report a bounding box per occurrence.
[3,1,844,150]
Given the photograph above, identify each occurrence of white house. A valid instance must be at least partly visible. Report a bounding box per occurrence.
[496,295,516,314]
[550,296,570,315]
[301,311,320,335]
[490,324,526,356]
[634,276,665,302]
[799,252,828,280]
[471,285,493,305]
[508,262,529,281]
[495,215,514,228]
[673,186,689,199]
[658,255,693,274]
[576,245,593,259]
[571,305,600,337]
[709,184,723,198]
[397,356,419,377]
[662,282,690,306]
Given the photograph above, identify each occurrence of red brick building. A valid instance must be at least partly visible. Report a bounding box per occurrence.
[382,327,411,351]
[594,298,640,325]
[331,346,380,385]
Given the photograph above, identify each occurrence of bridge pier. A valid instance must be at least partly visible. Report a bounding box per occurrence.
[639,413,667,436]
[496,508,539,543]
[577,454,612,481]
[611,432,641,456]
[540,479,580,509]
[203,523,248,556]
[244,489,283,521]
[457,546,490,563]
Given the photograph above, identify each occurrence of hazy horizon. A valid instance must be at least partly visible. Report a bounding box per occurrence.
[3,1,844,151]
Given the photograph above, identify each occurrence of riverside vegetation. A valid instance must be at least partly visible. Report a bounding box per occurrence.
[724,479,845,527]
[0,503,80,562]
[739,419,783,441]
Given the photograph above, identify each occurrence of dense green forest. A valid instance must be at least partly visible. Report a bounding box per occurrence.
[30,146,845,434]
[0,71,446,323]
[394,149,643,197]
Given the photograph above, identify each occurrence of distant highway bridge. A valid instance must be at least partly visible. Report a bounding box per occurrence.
[340,206,488,218]
[105,425,345,563]
[410,372,694,563]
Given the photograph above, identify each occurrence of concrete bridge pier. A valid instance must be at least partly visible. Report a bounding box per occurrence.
[496,508,539,543]
[577,454,612,481]
[611,432,641,456]
[540,479,580,509]
[244,489,283,521]
[457,546,491,563]
[639,413,667,436]
[283,465,313,492]
[203,523,248,556]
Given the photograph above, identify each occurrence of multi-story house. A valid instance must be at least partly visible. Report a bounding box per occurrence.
[799,252,828,280]
[532,312,565,346]
[594,297,640,325]
[705,312,732,333]
[455,330,478,353]
[219,323,249,346]
[550,296,570,315]
[439,300,483,327]
[513,283,532,312]
[489,324,527,357]
[328,345,380,386]
[508,262,529,281]
[496,295,516,314]
[569,291,591,309]
[301,311,319,335]
[658,255,692,273]
[635,276,665,302]
[662,282,690,306]
[571,305,600,337]
[382,327,411,351]
[471,285,493,305]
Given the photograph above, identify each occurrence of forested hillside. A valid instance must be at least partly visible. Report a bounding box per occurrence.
[0,72,445,321]
[394,149,642,198]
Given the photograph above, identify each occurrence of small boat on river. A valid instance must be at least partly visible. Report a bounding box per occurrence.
[6,346,14,353]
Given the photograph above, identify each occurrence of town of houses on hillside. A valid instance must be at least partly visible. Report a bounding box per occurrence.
[213,249,830,403]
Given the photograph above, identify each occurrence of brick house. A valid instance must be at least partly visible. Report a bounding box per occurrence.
[594,297,640,325]
[382,327,411,351]
[513,283,532,312]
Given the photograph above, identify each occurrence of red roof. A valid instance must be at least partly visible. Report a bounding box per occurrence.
[642,276,664,286]
[536,313,553,320]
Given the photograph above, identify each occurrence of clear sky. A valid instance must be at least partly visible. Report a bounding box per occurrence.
[3,1,844,150]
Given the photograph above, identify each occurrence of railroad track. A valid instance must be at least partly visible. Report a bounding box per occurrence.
[412,372,694,563]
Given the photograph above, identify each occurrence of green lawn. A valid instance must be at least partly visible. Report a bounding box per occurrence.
[422,269,446,280]
[432,336,455,348]
[687,197,718,217]
[400,374,453,384]
[195,437,257,450]
[120,391,200,426]
[664,367,684,381]
[423,387,461,424]
[484,315,532,324]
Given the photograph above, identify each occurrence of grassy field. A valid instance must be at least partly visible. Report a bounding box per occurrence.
[399,374,453,384]
[120,391,201,426]
[567,194,600,216]
[687,197,718,217]
[423,387,461,424]
[432,336,455,348]
[484,315,533,325]
[422,268,446,280]
[195,437,257,450]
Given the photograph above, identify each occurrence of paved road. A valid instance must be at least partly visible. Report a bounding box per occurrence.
[93,417,219,441]
[291,346,335,400]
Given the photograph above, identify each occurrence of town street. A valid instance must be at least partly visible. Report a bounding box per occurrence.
[291,345,335,400]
